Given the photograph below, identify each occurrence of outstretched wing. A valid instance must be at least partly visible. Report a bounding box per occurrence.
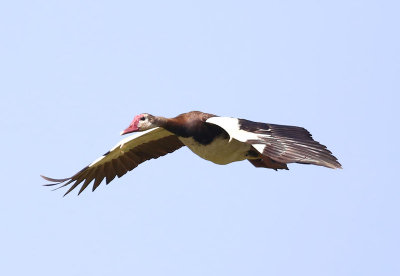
[42,127,184,196]
[206,117,341,169]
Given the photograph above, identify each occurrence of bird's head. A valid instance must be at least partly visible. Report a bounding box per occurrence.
[120,113,157,135]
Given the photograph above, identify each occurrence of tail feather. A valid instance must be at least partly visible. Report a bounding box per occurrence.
[248,157,289,170]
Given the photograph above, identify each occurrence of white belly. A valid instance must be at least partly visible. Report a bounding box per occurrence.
[179,136,253,165]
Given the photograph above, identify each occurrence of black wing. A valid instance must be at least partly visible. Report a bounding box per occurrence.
[206,117,341,169]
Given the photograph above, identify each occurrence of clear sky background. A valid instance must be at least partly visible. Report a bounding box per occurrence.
[1,1,399,275]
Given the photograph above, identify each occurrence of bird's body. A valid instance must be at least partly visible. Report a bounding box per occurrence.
[159,111,255,165]
[179,135,254,165]
[42,111,341,195]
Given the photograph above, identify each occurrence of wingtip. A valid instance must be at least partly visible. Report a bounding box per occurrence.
[77,189,85,196]
[63,189,73,197]
[43,183,61,187]
[40,174,50,181]
[328,162,342,169]
[332,159,343,169]
[41,174,71,183]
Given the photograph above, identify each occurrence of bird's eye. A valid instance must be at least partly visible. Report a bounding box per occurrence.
[140,117,146,121]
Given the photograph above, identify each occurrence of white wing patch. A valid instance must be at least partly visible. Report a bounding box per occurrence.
[206,117,269,154]
[88,127,174,167]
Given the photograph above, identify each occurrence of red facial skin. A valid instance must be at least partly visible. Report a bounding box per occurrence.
[120,114,145,135]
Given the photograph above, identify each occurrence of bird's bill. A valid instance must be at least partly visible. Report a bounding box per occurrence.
[120,124,139,135]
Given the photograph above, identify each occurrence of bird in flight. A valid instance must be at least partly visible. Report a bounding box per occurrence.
[42,111,341,195]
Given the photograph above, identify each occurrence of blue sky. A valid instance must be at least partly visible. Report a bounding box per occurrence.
[1,1,399,275]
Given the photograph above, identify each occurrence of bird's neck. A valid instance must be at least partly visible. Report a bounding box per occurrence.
[157,115,224,144]
[153,116,169,128]
[156,117,190,137]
